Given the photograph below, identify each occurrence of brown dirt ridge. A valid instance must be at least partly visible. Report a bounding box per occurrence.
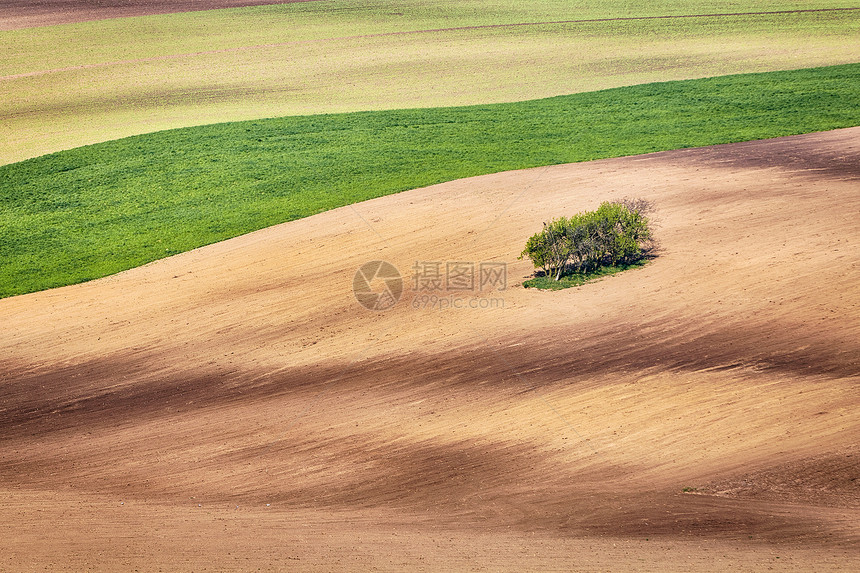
[0,0,321,29]
[1,128,859,570]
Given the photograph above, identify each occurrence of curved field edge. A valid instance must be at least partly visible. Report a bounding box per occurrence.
[4,3,859,165]
[2,63,860,298]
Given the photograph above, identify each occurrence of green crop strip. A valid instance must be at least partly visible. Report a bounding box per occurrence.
[1,63,859,297]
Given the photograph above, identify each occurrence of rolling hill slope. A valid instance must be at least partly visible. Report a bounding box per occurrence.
[1,128,858,571]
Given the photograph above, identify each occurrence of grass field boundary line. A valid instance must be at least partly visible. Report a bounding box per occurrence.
[3,64,859,297]
[4,6,859,82]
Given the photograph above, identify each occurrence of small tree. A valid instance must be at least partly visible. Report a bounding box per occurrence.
[524,217,573,280]
[593,201,652,265]
[521,226,554,277]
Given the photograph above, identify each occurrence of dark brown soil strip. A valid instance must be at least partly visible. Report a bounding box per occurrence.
[0,0,323,30]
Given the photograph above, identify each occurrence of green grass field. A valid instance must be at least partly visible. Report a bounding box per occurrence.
[2,64,859,298]
[522,261,651,291]
[2,0,858,164]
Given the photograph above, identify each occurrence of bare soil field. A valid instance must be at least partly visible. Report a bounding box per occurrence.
[1,128,858,570]
[0,0,319,29]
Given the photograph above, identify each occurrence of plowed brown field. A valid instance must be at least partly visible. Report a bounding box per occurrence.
[1,128,858,570]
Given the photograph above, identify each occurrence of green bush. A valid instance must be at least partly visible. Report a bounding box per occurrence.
[520,199,654,281]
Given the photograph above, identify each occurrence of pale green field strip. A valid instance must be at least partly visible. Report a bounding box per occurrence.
[4,7,860,82]
[2,0,859,163]
[4,0,859,70]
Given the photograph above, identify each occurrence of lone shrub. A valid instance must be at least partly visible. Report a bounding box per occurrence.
[520,199,654,284]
